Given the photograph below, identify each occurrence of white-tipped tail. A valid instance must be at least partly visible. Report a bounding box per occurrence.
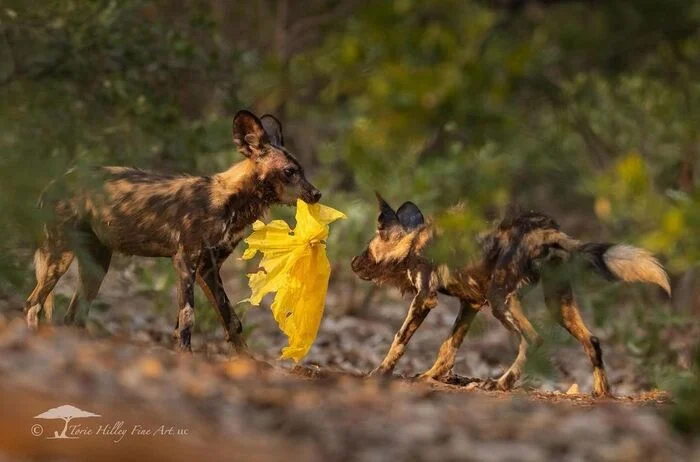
[603,244,671,296]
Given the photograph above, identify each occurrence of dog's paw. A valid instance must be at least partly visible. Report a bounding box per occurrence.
[367,366,393,378]
[496,372,519,391]
[225,332,250,357]
[25,305,41,330]
[591,387,615,399]
[413,372,444,386]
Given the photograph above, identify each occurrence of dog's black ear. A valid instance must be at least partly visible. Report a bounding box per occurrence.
[260,114,284,146]
[375,192,399,231]
[232,110,270,158]
[396,201,425,231]
[396,201,424,230]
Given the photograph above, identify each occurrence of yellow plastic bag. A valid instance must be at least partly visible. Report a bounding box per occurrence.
[242,199,346,361]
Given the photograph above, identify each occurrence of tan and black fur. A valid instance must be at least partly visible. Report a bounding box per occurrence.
[25,110,321,353]
[351,194,671,397]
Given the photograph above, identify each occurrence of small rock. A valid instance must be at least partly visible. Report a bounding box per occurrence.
[139,357,164,379]
[566,383,580,395]
[224,358,256,379]
[465,382,481,391]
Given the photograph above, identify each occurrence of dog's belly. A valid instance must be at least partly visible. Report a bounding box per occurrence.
[113,241,177,258]
[95,227,178,257]
[85,214,178,257]
[94,224,245,259]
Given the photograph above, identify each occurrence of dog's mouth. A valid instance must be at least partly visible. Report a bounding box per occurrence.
[351,255,361,272]
[351,254,374,281]
[277,183,321,206]
[301,186,322,204]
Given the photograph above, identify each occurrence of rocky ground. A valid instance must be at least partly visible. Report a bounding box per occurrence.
[0,258,697,461]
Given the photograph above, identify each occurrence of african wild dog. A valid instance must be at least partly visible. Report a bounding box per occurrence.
[351,193,671,397]
[24,110,321,353]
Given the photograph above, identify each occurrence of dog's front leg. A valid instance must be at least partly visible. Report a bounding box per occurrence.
[196,259,248,356]
[173,250,198,352]
[369,290,436,377]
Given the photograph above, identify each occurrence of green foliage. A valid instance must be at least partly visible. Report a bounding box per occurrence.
[670,347,700,434]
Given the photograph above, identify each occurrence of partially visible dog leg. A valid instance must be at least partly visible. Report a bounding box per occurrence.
[369,268,438,376]
[173,250,198,352]
[542,269,611,398]
[509,295,542,347]
[64,234,112,326]
[196,257,248,356]
[489,294,533,391]
[24,246,74,329]
[369,291,434,376]
[418,301,480,380]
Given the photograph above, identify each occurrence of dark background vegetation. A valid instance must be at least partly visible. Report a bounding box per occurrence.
[1,0,699,432]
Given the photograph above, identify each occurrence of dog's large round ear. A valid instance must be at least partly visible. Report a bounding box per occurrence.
[396,201,424,230]
[260,114,284,146]
[375,192,399,231]
[232,110,269,158]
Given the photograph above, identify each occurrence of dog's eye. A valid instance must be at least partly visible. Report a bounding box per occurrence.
[283,167,296,178]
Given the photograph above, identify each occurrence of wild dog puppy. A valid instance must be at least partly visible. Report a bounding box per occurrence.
[351,194,670,397]
[24,110,321,353]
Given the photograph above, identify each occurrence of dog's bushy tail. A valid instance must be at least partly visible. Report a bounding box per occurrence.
[576,242,671,296]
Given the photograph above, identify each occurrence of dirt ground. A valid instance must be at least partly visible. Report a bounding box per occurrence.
[0,259,697,461]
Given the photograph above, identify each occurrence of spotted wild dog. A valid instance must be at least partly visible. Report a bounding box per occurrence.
[351,194,671,397]
[24,110,322,353]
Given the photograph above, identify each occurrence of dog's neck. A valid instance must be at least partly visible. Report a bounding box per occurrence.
[210,159,277,228]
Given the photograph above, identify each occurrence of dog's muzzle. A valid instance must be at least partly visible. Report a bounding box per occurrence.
[351,253,373,281]
[301,183,322,204]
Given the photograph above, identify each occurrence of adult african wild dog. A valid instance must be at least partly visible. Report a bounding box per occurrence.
[24,110,321,353]
[351,194,671,397]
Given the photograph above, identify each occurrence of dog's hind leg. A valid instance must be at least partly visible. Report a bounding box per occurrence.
[509,295,541,347]
[418,301,480,381]
[542,269,611,397]
[64,232,112,326]
[489,294,535,391]
[24,245,74,329]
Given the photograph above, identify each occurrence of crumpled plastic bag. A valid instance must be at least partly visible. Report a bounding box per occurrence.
[241,199,346,361]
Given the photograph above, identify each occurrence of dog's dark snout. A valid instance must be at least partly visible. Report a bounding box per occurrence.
[301,180,322,204]
[351,254,372,281]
